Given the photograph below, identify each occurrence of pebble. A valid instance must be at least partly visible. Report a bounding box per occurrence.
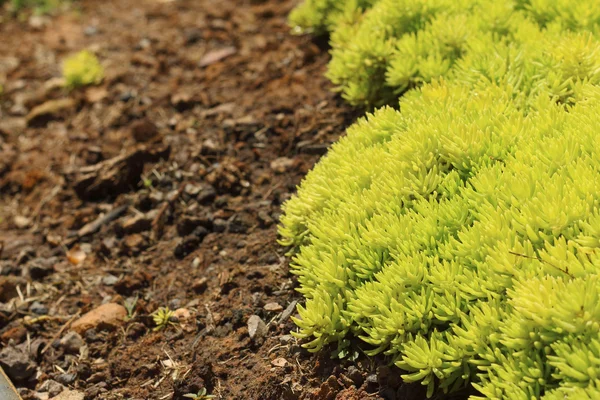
[346,366,363,386]
[70,303,127,334]
[38,379,65,397]
[278,334,293,345]
[29,301,48,315]
[176,216,212,236]
[196,185,217,204]
[257,210,273,227]
[174,235,202,259]
[13,215,31,229]
[56,373,77,386]
[212,218,227,233]
[59,332,85,354]
[270,157,295,173]
[271,357,287,367]
[0,345,37,381]
[101,274,119,286]
[247,315,267,340]
[84,26,98,36]
[264,302,283,312]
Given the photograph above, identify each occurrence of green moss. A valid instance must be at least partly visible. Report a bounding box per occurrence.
[279,19,600,400]
[62,50,104,89]
[10,0,69,14]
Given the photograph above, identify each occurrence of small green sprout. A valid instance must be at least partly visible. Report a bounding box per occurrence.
[124,295,138,320]
[183,388,215,399]
[62,50,104,89]
[152,307,178,331]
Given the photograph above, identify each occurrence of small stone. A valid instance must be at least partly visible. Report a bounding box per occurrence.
[196,185,217,204]
[270,157,295,173]
[0,345,36,382]
[227,214,252,234]
[126,322,146,339]
[119,91,134,102]
[84,26,98,36]
[13,215,31,229]
[212,218,227,233]
[28,15,49,30]
[264,302,283,312]
[59,332,85,354]
[46,235,62,247]
[176,215,212,237]
[56,373,77,386]
[39,379,65,397]
[84,87,108,103]
[257,211,273,228]
[346,366,363,386]
[29,301,48,315]
[200,139,221,155]
[184,183,201,196]
[70,303,127,334]
[247,315,267,340]
[101,275,119,286]
[279,335,293,345]
[271,357,287,367]
[123,234,146,253]
[174,235,202,259]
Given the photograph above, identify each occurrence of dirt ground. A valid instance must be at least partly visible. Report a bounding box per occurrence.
[0,1,457,399]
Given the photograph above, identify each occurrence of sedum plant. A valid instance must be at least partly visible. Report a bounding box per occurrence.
[290,0,600,107]
[279,14,600,400]
[62,50,104,89]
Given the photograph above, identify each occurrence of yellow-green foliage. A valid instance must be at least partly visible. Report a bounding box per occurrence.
[62,50,104,89]
[279,19,600,400]
[289,0,377,34]
[291,0,600,107]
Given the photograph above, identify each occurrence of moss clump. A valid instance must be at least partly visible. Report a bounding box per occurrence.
[279,15,600,400]
[62,50,104,89]
[10,0,69,14]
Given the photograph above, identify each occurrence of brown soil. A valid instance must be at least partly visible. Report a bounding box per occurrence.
[0,1,468,399]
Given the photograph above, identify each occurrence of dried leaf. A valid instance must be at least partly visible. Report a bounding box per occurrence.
[199,47,237,67]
